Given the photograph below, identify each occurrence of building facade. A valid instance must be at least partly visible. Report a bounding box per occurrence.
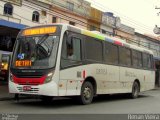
[88,7,102,31]
[115,23,135,42]
[100,12,121,36]
[45,0,90,29]
[0,0,91,52]
[134,32,160,58]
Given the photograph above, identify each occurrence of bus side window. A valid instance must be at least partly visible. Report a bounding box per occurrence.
[61,32,82,68]
[67,37,81,61]
[143,53,151,69]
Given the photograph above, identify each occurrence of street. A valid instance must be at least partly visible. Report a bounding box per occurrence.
[0,89,160,114]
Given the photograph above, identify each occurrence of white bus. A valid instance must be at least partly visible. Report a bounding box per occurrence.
[9,24,155,104]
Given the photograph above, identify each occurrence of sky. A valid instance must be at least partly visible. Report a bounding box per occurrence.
[86,0,160,36]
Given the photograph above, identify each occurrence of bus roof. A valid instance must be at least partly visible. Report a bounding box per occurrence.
[66,24,153,55]
[22,23,153,55]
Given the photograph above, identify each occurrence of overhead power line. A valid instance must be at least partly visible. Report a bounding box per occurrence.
[89,0,155,34]
[0,0,160,52]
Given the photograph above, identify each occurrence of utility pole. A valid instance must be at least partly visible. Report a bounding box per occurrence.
[154,6,160,34]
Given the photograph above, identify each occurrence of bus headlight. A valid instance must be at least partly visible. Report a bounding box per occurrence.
[44,72,54,83]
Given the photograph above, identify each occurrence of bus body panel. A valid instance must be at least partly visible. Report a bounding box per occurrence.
[9,69,61,96]
[60,64,131,96]
[60,64,155,96]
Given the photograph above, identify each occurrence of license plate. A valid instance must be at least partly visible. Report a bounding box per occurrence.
[23,86,32,91]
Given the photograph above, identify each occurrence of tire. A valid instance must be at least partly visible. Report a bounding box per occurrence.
[131,81,140,99]
[78,81,94,105]
[40,96,53,103]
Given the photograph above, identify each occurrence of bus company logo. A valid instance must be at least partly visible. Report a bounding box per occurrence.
[23,86,31,91]
[17,53,24,60]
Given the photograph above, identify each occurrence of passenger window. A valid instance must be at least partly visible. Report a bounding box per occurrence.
[143,53,151,69]
[61,32,82,68]
[119,47,131,66]
[85,37,103,62]
[105,43,118,64]
[67,37,81,61]
[132,50,142,68]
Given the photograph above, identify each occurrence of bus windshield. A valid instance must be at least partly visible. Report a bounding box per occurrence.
[12,35,59,69]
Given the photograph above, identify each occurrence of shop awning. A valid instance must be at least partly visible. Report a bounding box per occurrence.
[0,19,27,29]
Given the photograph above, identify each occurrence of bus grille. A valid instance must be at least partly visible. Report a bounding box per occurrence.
[17,87,39,93]
[16,82,42,86]
[13,75,46,85]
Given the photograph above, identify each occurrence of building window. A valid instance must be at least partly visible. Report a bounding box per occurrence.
[67,2,74,11]
[52,16,57,23]
[102,29,107,34]
[69,21,75,26]
[32,11,39,22]
[4,3,13,15]
[90,25,96,31]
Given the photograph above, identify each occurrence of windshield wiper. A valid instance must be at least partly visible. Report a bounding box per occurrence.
[38,34,49,45]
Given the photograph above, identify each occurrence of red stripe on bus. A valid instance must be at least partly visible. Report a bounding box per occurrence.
[13,75,46,85]
[83,70,86,79]
[114,41,123,46]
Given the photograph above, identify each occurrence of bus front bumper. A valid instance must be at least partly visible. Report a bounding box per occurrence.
[9,81,58,96]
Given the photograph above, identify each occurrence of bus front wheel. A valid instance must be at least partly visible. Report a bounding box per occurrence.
[131,81,140,99]
[78,81,94,105]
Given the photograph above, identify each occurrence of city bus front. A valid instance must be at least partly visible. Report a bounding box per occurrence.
[9,25,62,97]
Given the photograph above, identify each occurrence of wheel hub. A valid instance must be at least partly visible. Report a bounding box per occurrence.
[83,87,91,100]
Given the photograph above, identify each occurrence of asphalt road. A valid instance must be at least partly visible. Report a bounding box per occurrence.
[0,89,160,114]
